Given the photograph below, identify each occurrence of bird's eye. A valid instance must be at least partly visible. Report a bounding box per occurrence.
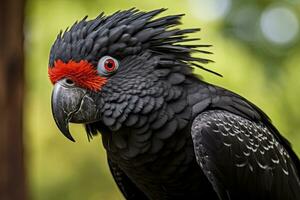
[97,56,119,76]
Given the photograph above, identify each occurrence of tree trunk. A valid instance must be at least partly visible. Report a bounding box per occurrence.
[0,0,27,199]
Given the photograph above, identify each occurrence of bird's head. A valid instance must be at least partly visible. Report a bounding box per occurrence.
[49,8,217,142]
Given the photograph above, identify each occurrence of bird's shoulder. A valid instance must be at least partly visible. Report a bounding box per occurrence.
[187,81,263,121]
[186,81,300,175]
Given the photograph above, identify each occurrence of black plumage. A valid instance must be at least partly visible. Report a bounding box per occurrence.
[49,8,300,200]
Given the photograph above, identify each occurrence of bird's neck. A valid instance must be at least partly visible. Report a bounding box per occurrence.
[98,84,200,167]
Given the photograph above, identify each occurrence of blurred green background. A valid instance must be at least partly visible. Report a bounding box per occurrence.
[24,0,300,199]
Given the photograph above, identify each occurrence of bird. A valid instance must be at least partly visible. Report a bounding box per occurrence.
[48,8,300,200]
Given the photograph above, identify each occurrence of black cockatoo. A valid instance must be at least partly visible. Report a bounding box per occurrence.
[48,9,300,200]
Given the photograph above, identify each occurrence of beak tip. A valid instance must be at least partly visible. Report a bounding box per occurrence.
[58,122,76,142]
[69,138,76,143]
[65,133,76,142]
[69,137,76,142]
[53,115,76,142]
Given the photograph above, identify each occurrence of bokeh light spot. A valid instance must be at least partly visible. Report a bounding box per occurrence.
[260,6,299,45]
[189,0,231,22]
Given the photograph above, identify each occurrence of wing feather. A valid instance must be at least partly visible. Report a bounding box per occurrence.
[191,110,300,200]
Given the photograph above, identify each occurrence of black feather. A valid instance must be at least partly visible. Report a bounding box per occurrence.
[49,9,300,200]
[49,8,217,77]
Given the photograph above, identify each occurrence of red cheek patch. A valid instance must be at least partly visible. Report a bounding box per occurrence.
[48,60,107,91]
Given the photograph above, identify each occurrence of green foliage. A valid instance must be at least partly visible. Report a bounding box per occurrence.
[25,0,300,199]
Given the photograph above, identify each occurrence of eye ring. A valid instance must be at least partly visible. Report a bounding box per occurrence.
[97,56,119,76]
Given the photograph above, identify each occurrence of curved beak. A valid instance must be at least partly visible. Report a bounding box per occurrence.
[51,79,98,142]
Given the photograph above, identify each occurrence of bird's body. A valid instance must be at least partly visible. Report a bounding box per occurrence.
[101,80,225,200]
[48,9,300,200]
[92,75,300,200]
[100,79,221,200]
